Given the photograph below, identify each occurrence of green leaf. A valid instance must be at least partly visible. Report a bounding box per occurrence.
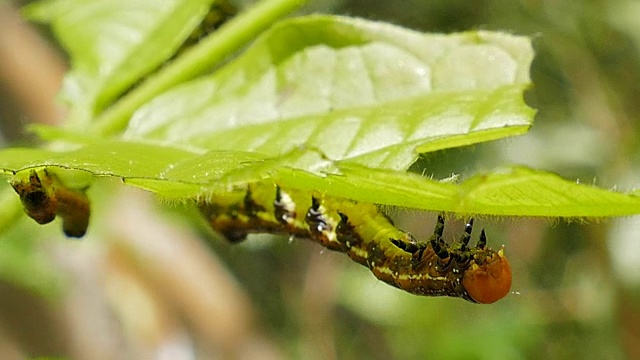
[0,141,197,178]
[2,144,640,217]
[0,142,329,199]
[89,0,311,134]
[456,167,640,217]
[124,16,535,170]
[274,165,640,217]
[24,0,217,125]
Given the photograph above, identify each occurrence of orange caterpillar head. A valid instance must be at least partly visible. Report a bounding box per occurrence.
[462,246,512,304]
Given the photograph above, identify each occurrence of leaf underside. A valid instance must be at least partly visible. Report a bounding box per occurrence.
[2,141,640,217]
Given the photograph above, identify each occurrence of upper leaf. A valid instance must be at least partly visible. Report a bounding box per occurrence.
[124,16,535,170]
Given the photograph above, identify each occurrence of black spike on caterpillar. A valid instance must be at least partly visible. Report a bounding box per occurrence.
[198,185,512,304]
[11,170,91,238]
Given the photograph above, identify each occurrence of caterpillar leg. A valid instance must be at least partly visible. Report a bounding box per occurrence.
[274,186,296,224]
[459,218,473,250]
[429,214,449,259]
[306,196,329,234]
[477,229,487,249]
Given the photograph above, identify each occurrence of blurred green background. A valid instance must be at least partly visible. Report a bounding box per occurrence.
[1,0,640,359]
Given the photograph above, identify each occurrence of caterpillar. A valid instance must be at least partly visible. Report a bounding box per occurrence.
[11,170,91,238]
[198,184,512,304]
[9,171,512,303]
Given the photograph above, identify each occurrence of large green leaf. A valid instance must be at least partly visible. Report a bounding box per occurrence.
[124,16,535,170]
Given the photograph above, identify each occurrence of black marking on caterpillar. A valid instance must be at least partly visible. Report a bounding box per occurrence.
[274,185,296,224]
[198,185,512,304]
[11,170,91,238]
[244,187,266,216]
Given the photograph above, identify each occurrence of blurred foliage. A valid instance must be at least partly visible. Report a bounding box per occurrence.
[1,0,640,359]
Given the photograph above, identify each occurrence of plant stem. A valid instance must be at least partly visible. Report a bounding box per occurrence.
[93,0,309,136]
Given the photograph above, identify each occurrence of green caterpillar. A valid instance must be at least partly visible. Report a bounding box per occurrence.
[198,184,512,304]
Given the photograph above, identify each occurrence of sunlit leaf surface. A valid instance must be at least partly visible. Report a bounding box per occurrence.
[124,16,535,170]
